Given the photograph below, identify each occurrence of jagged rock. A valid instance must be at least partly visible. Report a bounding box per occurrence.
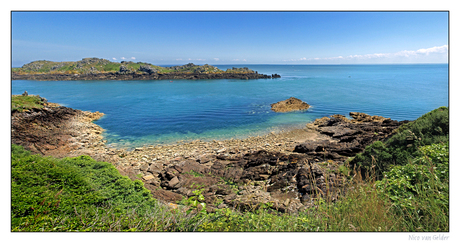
[139,65,157,74]
[168,176,180,188]
[142,174,155,181]
[349,112,389,123]
[117,65,133,74]
[271,97,310,113]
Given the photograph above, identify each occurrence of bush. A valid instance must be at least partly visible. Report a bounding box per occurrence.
[351,141,392,179]
[386,106,448,163]
[375,143,449,231]
[349,107,448,178]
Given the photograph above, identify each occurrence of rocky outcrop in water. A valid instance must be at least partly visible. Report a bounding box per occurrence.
[271,97,310,112]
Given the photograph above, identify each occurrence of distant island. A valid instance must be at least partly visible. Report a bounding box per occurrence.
[12,58,281,81]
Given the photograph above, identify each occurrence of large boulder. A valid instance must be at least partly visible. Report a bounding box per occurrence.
[139,65,157,74]
[270,97,310,112]
[117,65,133,74]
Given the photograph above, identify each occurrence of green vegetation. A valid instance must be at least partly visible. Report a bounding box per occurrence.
[12,95,45,112]
[375,143,449,231]
[11,107,448,232]
[350,106,448,179]
[11,144,202,231]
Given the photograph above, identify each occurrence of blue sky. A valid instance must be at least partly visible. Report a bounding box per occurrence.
[11,11,448,67]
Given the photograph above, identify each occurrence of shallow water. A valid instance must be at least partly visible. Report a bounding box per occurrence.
[12,64,448,148]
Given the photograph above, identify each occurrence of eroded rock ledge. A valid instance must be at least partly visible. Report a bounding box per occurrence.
[11,101,105,158]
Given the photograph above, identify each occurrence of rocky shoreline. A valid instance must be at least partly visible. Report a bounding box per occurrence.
[11,100,409,213]
[12,72,281,81]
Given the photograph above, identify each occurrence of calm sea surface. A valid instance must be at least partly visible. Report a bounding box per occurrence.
[12,64,448,149]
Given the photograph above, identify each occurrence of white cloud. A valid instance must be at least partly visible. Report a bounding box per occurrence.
[213,58,220,61]
[131,57,136,60]
[176,58,183,61]
[121,57,126,60]
[287,45,448,63]
[416,45,448,54]
[112,58,117,60]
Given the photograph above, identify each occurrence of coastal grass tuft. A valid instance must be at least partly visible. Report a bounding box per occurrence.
[11,95,44,112]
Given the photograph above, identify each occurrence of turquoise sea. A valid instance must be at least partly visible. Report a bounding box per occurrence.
[12,64,448,149]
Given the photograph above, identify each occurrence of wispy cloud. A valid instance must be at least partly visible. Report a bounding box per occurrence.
[187,58,206,61]
[285,45,448,63]
[131,57,136,60]
[213,58,220,61]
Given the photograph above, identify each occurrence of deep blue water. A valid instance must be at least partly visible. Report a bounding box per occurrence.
[12,64,448,148]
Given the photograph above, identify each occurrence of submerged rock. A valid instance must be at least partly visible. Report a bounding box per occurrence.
[271,97,310,113]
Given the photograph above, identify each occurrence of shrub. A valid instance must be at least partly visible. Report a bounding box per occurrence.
[349,107,448,178]
[351,141,392,179]
[386,106,448,164]
[375,143,449,231]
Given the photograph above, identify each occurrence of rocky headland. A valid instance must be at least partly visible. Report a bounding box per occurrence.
[11,96,409,213]
[12,58,281,81]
